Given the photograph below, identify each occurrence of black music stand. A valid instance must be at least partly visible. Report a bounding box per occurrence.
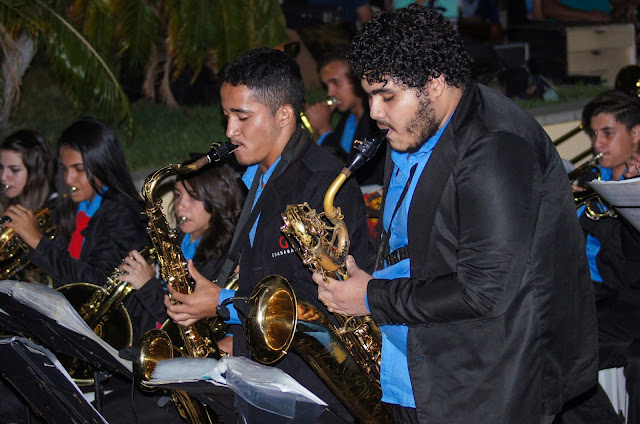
[146,356,328,424]
[0,280,133,416]
[0,336,107,424]
[0,280,132,379]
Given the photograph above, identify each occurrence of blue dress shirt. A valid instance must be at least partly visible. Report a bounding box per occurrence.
[372,117,450,407]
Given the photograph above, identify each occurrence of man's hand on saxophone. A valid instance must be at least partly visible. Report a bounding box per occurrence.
[312,255,371,317]
[164,259,221,327]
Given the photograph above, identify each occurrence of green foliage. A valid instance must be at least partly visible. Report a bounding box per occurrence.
[0,0,290,145]
[0,0,134,140]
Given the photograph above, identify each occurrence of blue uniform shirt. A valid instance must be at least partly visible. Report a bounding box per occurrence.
[371,117,450,407]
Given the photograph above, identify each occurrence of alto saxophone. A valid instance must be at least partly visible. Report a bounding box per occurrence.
[135,142,237,424]
[56,246,156,385]
[245,132,393,423]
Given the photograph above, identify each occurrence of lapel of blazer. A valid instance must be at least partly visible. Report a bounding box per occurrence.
[216,127,309,283]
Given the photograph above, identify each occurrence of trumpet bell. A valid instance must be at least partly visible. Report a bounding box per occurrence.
[245,275,297,365]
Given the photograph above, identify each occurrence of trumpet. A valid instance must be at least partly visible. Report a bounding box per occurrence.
[300,98,335,136]
[569,154,616,220]
[0,187,76,279]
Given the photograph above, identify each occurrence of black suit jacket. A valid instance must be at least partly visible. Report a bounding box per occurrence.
[222,127,373,421]
[368,82,598,422]
[30,193,151,341]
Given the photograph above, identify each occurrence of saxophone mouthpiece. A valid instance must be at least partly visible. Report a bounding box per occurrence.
[0,185,8,195]
[345,130,388,174]
[207,142,238,163]
[178,216,187,225]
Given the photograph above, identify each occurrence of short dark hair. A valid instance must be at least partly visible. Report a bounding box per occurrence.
[582,90,640,132]
[0,129,55,211]
[175,162,244,264]
[350,4,471,90]
[317,45,366,101]
[219,47,305,116]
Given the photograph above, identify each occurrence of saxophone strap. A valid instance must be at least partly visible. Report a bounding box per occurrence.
[216,158,285,285]
[374,164,417,271]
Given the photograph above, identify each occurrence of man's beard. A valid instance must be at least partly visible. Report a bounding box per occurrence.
[404,94,440,153]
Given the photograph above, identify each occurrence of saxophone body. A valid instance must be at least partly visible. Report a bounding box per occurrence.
[56,246,156,385]
[247,132,393,423]
[136,142,236,424]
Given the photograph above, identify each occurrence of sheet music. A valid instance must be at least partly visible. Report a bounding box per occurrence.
[0,336,108,424]
[589,178,640,231]
[0,280,132,371]
[148,356,327,417]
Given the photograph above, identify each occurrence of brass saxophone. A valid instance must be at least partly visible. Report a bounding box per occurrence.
[135,142,237,424]
[56,246,156,385]
[245,132,393,423]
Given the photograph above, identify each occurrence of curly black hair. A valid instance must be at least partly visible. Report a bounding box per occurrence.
[219,47,305,116]
[349,4,471,90]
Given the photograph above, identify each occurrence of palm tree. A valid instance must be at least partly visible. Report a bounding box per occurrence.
[0,0,288,140]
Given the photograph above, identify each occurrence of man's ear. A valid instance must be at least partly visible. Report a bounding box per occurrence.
[632,125,640,145]
[428,74,447,98]
[276,104,296,128]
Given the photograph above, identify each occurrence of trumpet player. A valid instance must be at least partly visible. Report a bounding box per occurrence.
[561,89,640,422]
[313,5,598,423]
[0,129,55,214]
[0,129,56,283]
[164,47,372,423]
[303,47,385,186]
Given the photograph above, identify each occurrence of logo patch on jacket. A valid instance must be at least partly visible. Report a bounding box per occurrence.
[271,236,295,257]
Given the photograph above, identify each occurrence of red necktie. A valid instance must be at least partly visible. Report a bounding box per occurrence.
[68,211,90,259]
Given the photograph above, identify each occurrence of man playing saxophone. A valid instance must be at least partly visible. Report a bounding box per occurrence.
[312,5,598,423]
[164,47,372,423]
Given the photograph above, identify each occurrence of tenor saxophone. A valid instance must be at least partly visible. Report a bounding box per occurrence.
[245,132,393,423]
[135,142,237,424]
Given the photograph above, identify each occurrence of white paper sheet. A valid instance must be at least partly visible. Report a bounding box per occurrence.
[589,178,640,231]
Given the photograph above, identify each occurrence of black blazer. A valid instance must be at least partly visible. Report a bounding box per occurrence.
[368,82,599,422]
[224,127,373,421]
[129,236,228,342]
[31,194,149,287]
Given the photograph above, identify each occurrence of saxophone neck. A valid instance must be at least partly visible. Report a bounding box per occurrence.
[324,173,348,222]
[324,130,387,221]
